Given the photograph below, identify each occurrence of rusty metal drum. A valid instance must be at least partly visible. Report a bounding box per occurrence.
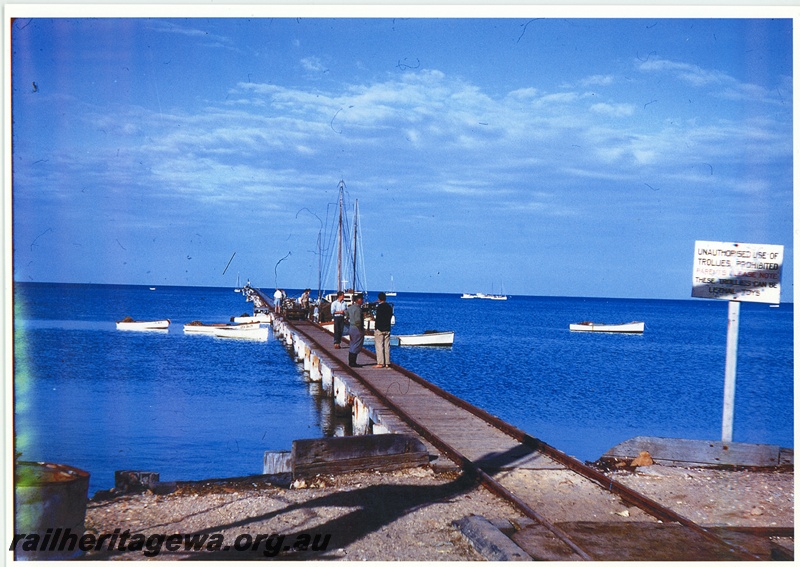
[14,461,90,560]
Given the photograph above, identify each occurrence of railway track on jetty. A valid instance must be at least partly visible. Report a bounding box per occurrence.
[266,308,773,560]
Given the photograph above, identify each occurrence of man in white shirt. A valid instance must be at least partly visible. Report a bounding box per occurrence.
[330,291,347,349]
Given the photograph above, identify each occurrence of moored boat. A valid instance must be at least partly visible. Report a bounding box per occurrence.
[569,321,645,333]
[116,318,170,331]
[483,293,508,300]
[385,275,397,297]
[231,313,272,324]
[321,182,370,308]
[183,321,261,335]
[396,330,454,347]
[213,325,269,341]
[462,292,507,300]
[317,180,395,333]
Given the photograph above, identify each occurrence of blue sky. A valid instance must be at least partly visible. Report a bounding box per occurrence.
[9,12,794,300]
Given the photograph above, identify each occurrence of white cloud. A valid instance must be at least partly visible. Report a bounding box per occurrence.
[18,58,791,263]
[580,74,614,87]
[300,56,326,72]
[636,56,787,107]
[589,102,635,117]
[147,20,239,52]
[508,87,538,99]
[534,92,580,106]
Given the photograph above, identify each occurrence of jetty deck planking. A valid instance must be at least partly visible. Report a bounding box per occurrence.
[286,320,565,474]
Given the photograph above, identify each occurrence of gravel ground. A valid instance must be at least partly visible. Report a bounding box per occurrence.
[84,468,518,561]
[83,463,793,561]
[606,464,794,528]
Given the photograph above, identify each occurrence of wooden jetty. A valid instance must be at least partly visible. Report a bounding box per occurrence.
[259,290,787,561]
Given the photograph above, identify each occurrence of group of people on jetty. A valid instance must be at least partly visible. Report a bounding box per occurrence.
[272,288,394,369]
[272,289,314,318]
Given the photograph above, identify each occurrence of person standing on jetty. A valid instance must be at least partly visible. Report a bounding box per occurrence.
[373,292,393,368]
[347,294,365,367]
[273,288,283,314]
[299,288,311,318]
[331,291,347,349]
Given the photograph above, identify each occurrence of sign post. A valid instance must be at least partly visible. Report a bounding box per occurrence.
[691,241,783,443]
[721,300,740,443]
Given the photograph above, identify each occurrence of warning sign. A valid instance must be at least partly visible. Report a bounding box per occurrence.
[692,240,784,304]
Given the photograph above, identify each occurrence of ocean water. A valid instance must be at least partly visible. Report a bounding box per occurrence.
[13,283,793,495]
[387,293,794,462]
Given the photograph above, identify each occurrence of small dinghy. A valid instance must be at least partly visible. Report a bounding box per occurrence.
[569,321,644,333]
[231,313,272,324]
[395,330,454,347]
[213,325,269,341]
[116,317,170,331]
[183,321,260,335]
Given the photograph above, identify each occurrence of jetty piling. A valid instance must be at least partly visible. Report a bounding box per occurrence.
[333,375,349,417]
[272,314,413,442]
[321,363,334,393]
[310,353,322,382]
[352,397,370,435]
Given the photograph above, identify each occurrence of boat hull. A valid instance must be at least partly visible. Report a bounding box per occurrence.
[396,331,454,347]
[116,319,170,331]
[232,313,272,324]
[569,321,644,333]
[213,326,269,341]
[183,322,261,335]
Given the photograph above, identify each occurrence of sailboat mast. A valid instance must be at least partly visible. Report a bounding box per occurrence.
[337,182,343,293]
[317,231,322,300]
[352,199,359,292]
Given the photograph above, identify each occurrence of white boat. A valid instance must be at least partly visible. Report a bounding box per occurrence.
[462,292,507,300]
[322,182,370,307]
[213,325,269,341]
[395,330,454,347]
[183,322,260,335]
[569,321,645,334]
[482,293,508,301]
[231,313,272,324]
[320,314,395,334]
[116,318,170,331]
[385,275,397,297]
[318,181,397,334]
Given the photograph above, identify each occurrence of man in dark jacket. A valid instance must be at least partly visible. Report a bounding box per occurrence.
[372,292,393,368]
